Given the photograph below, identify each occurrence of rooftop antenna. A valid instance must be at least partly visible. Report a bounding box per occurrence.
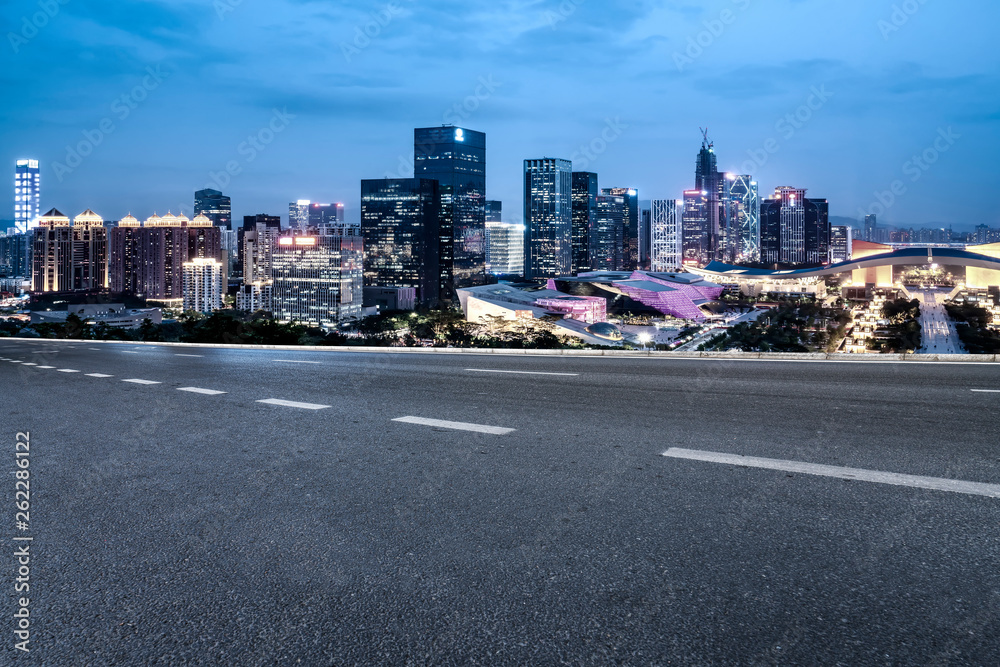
[700,127,713,150]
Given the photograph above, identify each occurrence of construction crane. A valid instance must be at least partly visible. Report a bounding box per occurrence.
[700,127,713,150]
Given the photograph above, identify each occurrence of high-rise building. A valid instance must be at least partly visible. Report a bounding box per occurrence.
[830,225,853,263]
[640,207,652,270]
[108,212,221,299]
[723,174,760,264]
[694,135,724,263]
[194,189,232,229]
[309,202,347,228]
[289,200,311,230]
[414,126,487,296]
[650,200,682,272]
[591,194,625,271]
[601,188,639,271]
[182,258,224,313]
[865,214,877,243]
[31,209,107,293]
[14,160,40,234]
[361,178,441,307]
[238,214,281,283]
[0,233,30,277]
[571,172,598,274]
[485,200,503,223]
[485,222,525,276]
[682,190,709,266]
[270,228,364,327]
[524,158,573,279]
[760,187,830,266]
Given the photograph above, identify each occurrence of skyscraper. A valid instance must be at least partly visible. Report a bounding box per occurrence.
[523,158,573,279]
[682,190,709,266]
[485,200,503,223]
[571,172,598,274]
[694,134,724,262]
[760,187,830,266]
[182,258,224,313]
[865,214,877,243]
[270,229,363,327]
[361,178,442,307]
[830,225,853,263]
[194,189,232,229]
[32,209,107,293]
[724,174,760,263]
[602,187,639,270]
[650,200,682,272]
[591,193,625,271]
[14,160,40,234]
[640,207,652,270]
[289,200,311,230]
[414,126,487,296]
[485,222,525,276]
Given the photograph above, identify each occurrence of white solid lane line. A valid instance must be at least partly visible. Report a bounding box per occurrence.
[466,368,580,377]
[662,448,1000,499]
[257,398,330,410]
[393,416,515,435]
[122,379,160,385]
[57,369,80,373]
[971,389,1000,393]
[274,360,322,364]
[175,354,204,358]
[177,387,227,395]
[86,374,114,378]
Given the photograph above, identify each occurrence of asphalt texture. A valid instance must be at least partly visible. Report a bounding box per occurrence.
[1,339,999,666]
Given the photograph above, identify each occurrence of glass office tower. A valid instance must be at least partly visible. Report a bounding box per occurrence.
[601,187,639,271]
[571,172,598,274]
[361,178,442,307]
[414,126,486,298]
[194,189,232,229]
[15,160,41,234]
[523,158,573,279]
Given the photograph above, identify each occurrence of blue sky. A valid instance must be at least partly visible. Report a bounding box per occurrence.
[2,0,998,229]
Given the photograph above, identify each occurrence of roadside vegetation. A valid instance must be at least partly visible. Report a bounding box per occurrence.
[945,302,1000,354]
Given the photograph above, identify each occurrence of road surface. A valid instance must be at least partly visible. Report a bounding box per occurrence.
[915,289,964,354]
[1,339,998,665]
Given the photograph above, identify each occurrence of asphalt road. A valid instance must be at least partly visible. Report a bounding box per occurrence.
[2,340,999,665]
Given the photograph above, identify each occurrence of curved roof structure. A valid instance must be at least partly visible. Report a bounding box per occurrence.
[693,247,1000,281]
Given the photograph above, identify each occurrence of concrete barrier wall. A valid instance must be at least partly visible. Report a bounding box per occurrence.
[4,337,998,362]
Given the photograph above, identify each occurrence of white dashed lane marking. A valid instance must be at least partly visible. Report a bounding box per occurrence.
[466,368,579,377]
[257,398,330,410]
[971,389,1000,393]
[57,369,80,373]
[175,354,204,358]
[392,416,515,435]
[274,360,322,364]
[86,374,114,378]
[177,387,227,396]
[122,379,160,385]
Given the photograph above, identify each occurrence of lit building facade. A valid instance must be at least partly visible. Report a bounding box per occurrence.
[682,190,709,266]
[271,229,364,327]
[485,200,503,223]
[571,172,598,274]
[591,193,625,272]
[414,126,487,295]
[182,258,224,313]
[485,222,525,276]
[602,187,639,271]
[361,178,441,307]
[760,187,830,266]
[31,209,107,293]
[14,160,40,234]
[0,233,30,277]
[650,200,682,272]
[194,189,232,229]
[724,174,760,263]
[524,158,573,279]
[830,225,853,263]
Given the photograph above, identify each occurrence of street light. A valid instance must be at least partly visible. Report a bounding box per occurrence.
[638,333,652,350]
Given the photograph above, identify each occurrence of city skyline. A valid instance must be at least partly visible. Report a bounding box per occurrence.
[1,2,997,230]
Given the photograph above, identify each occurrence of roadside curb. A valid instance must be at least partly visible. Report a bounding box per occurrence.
[3,338,998,362]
